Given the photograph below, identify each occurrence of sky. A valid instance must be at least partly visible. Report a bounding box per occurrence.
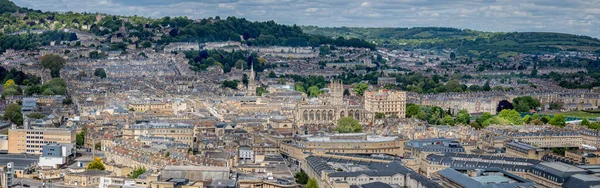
[11,0,600,38]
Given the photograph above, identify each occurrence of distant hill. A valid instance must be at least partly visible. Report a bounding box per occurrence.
[0,0,27,14]
[302,26,600,59]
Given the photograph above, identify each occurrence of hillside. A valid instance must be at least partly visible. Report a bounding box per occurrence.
[302,26,600,59]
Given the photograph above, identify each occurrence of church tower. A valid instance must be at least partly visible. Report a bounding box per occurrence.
[247,63,257,96]
[329,80,344,105]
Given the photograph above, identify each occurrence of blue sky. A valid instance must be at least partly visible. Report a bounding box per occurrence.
[12,0,600,38]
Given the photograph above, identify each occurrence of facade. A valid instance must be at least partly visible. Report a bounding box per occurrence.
[404,138,465,159]
[239,146,254,162]
[424,153,539,178]
[123,122,194,146]
[280,133,406,158]
[8,128,76,154]
[505,141,547,160]
[64,170,110,187]
[364,90,407,118]
[511,132,583,148]
[38,143,74,168]
[161,166,230,182]
[295,81,370,128]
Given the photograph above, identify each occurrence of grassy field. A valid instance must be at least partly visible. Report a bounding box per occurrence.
[544,111,600,119]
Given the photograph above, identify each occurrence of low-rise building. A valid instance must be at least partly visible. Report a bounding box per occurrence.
[437,168,537,188]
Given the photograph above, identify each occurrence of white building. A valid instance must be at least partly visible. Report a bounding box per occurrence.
[239,146,254,162]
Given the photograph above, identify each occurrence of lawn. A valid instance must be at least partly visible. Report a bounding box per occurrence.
[544,111,600,119]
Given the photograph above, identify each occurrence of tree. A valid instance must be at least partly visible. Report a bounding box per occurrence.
[295,84,306,93]
[40,54,66,78]
[483,116,505,127]
[455,109,470,125]
[450,52,456,60]
[375,112,385,119]
[141,41,152,48]
[581,118,591,127]
[268,71,276,78]
[335,117,362,133]
[27,112,46,119]
[3,79,15,89]
[512,96,541,112]
[129,167,146,178]
[541,116,551,124]
[42,88,55,95]
[165,152,170,157]
[3,104,22,125]
[306,178,318,188]
[308,86,321,98]
[242,74,249,86]
[87,157,105,171]
[94,68,107,79]
[530,119,543,125]
[295,171,309,184]
[353,83,368,96]
[442,115,455,126]
[25,85,41,96]
[475,112,493,127]
[63,97,73,105]
[76,127,87,146]
[549,115,566,127]
[522,115,532,124]
[445,79,463,92]
[496,100,514,114]
[482,81,491,91]
[498,109,522,125]
[532,113,541,121]
[549,102,563,110]
[256,87,268,96]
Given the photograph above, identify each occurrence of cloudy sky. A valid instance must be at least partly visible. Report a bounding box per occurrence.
[12,0,600,38]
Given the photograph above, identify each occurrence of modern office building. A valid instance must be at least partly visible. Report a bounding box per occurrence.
[8,128,76,154]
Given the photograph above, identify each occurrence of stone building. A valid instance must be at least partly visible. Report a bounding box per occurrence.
[294,81,370,130]
[247,63,257,96]
[364,90,406,118]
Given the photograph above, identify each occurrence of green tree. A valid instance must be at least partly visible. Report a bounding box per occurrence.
[335,117,362,133]
[406,104,421,118]
[295,84,306,93]
[26,112,46,119]
[353,83,368,96]
[450,52,456,60]
[549,102,563,110]
[343,89,350,96]
[256,87,269,96]
[63,97,73,105]
[530,119,543,125]
[42,88,55,95]
[129,167,147,178]
[475,112,493,127]
[445,79,463,92]
[94,68,107,79]
[455,109,470,125]
[76,127,87,146]
[306,178,318,188]
[308,86,321,97]
[541,116,551,124]
[442,115,455,126]
[268,71,276,78]
[40,54,66,78]
[512,96,541,112]
[3,104,22,125]
[522,115,532,124]
[532,113,541,120]
[141,41,152,48]
[375,112,385,119]
[294,171,309,184]
[25,85,42,96]
[581,118,591,127]
[483,116,505,127]
[549,115,566,127]
[498,109,522,125]
[87,157,105,170]
[165,152,170,157]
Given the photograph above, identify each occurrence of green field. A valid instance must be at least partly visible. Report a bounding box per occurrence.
[544,111,600,119]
